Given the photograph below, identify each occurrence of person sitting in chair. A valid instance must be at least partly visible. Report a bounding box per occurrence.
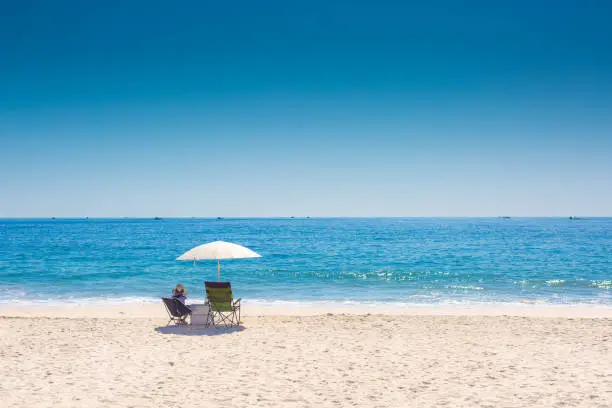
[172,283,187,303]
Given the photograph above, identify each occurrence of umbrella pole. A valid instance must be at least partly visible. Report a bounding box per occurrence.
[217,259,221,282]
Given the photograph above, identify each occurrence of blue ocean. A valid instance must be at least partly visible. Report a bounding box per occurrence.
[0,218,610,307]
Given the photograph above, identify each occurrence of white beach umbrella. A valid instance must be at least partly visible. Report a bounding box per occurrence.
[176,240,261,281]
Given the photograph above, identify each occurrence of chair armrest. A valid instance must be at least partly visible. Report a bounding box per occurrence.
[233,298,242,306]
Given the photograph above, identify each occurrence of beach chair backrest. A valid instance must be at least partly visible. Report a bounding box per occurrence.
[175,299,192,316]
[162,297,179,317]
[162,297,190,317]
[205,281,234,312]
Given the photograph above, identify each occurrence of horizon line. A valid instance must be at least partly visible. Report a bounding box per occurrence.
[1,216,609,220]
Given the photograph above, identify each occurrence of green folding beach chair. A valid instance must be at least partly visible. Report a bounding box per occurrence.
[204,281,241,327]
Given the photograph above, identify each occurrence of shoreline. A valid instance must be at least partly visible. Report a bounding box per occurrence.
[2,303,611,319]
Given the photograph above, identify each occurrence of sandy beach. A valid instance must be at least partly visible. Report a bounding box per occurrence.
[1,306,610,408]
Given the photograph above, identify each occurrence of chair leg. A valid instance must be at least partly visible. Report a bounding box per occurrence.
[227,312,234,327]
[209,310,216,328]
[217,314,224,328]
[210,310,216,328]
[208,310,242,328]
[205,310,211,327]
[216,312,232,328]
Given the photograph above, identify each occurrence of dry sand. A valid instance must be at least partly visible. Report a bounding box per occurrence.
[1,307,611,408]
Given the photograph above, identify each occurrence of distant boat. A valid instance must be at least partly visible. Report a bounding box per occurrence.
[290,216,295,219]
[216,217,223,220]
[154,217,162,220]
[51,217,56,220]
[569,216,581,220]
[498,216,511,219]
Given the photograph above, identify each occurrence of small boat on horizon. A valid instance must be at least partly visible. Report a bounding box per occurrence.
[154,217,162,220]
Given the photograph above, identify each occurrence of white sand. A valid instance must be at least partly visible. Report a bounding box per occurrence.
[1,306,611,408]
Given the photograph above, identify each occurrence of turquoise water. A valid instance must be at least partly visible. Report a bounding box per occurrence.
[0,218,610,307]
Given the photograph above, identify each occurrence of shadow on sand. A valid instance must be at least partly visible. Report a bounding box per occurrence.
[154,325,246,336]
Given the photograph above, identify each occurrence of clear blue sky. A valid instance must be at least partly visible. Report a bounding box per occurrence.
[1,1,611,217]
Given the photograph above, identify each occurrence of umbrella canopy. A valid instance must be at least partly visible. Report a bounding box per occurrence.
[176,240,261,281]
